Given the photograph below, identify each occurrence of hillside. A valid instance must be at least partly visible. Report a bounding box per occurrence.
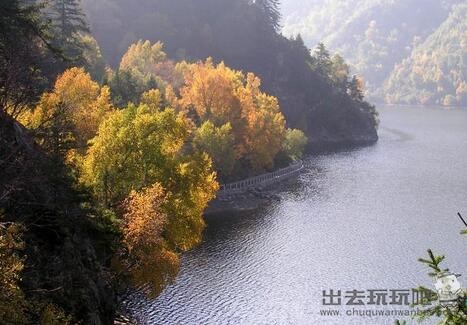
[383,4,467,106]
[0,1,379,321]
[281,0,465,105]
[0,113,115,323]
[82,0,378,150]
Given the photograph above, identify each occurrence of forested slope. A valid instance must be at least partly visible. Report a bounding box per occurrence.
[83,0,378,149]
[0,1,379,322]
[383,4,467,106]
[0,113,115,324]
[282,0,466,106]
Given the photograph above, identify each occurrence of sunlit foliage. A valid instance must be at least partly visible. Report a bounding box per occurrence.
[140,89,163,112]
[179,59,244,128]
[283,129,308,161]
[105,40,305,178]
[119,40,182,91]
[193,121,236,179]
[107,40,183,106]
[178,59,287,172]
[22,67,113,159]
[81,103,218,250]
[115,184,179,297]
[236,73,286,169]
[82,0,378,149]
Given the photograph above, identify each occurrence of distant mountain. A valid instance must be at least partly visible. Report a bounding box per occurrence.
[281,0,466,106]
[383,4,467,106]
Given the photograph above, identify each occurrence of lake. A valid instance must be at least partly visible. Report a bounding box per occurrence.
[126,105,467,324]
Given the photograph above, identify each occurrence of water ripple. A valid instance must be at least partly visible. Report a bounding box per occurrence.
[126,106,467,325]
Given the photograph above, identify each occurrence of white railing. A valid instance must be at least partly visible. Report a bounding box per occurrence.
[218,160,304,195]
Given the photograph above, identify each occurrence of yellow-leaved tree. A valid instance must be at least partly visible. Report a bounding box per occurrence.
[176,59,287,172]
[193,121,236,179]
[236,73,286,170]
[115,184,179,297]
[21,67,113,161]
[81,102,218,295]
[112,43,301,177]
[283,129,308,161]
[119,40,183,91]
[140,89,163,112]
[179,59,246,150]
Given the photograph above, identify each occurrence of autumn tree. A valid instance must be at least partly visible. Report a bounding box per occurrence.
[53,68,113,148]
[236,73,286,170]
[106,41,184,107]
[120,41,166,76]
[283,129,308,161]
[109,42,304,175]
[115,184,179,297]
[179,59,246,146]
[81,103,218,251]
[193,121,236,180]
[21,92,75,161]
[22,67,113,160]
[177,59,288,172]
[140,89,163,112]
[118,40,183,94]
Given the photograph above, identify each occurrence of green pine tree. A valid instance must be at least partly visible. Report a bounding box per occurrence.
[309,43,332,79]
[0,0,56,117]
[405,217,467,325]
[48,0,89,63]
[251,0,281,31]
[348,75,365,102]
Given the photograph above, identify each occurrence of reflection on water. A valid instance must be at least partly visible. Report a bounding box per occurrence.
[126,106,467,324]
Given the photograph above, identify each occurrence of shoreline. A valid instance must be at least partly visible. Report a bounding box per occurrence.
[205,139,379,216]
[206,161,304,216]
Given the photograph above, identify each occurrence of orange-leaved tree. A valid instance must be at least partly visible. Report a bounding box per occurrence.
[236,73,286,170]
[21,67,113,161]
[81,102,218,296]
[177,59,287,172]
[115,183,179,297]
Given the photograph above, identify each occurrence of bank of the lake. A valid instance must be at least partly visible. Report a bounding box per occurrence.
[125,105,467,325]
[206,160,304,215]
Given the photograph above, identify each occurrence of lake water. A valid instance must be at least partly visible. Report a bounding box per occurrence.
[126,106,467,324]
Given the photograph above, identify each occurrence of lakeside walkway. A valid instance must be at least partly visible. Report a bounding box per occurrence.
[218,160,304,196]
